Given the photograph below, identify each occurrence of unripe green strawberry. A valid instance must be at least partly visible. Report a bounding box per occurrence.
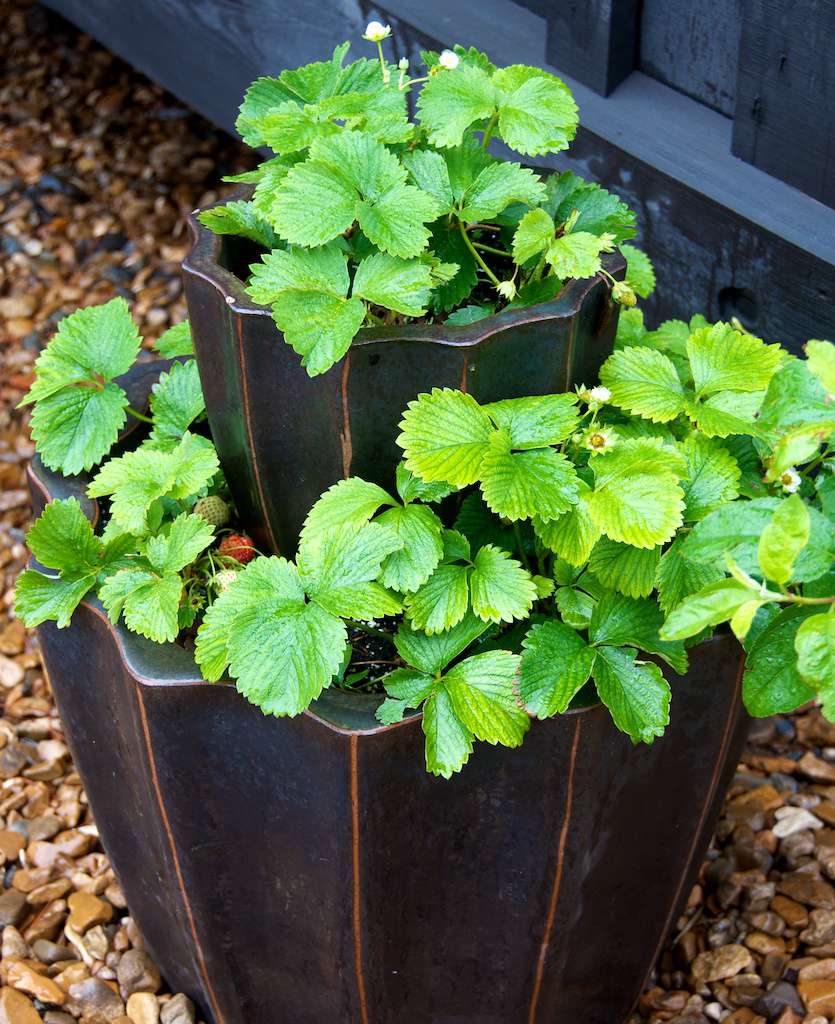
[218,533,256,564]
[193,495,230,528]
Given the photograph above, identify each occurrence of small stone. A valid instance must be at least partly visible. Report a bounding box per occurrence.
[126,992,160,1024]
[67,892,112,933]
[779,877,835,909]
[801,909,835,945]
[0,832,25,862]
[27,816,62,842]
[5,959,66,1006]
[753,981,805,1018]
[729,785,785,818]
[0,891,28,929]
[159,994,195,1024]
[799,754,835,785]
[746,930,786,954]
[798,979,835,1015]
[691,944,755,983]
[67,978,125,1022]
[1,928,29,961]
[43,1014,76,1024]
[773,895,810,928]
[116,950,160,998]
[774,808,824,837]
[799,959,835,981]
[774,1011,802,1024]
[0,987,42,1024]
[31,939,75,964]
[0,657,23,691]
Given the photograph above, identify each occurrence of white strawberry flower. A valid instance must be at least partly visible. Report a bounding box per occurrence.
[497,279,517,301]
[589,386,611,404]
[363,21,392,42]
[583,427,616,455]
[779,467,802,493]
[439,49,460,69]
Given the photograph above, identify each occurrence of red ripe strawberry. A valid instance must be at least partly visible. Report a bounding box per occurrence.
[218,533,256,564]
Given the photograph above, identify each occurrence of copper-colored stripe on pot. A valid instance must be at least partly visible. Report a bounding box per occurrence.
[527,715,583,1023]
[350,734,370,1024]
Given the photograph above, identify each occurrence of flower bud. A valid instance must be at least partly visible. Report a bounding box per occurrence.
[497,279,517,301]
[438,49,460,69]
[363,21,392,42]
[612,280,637,307]
[589,386,611,404]
[398,57,410,71]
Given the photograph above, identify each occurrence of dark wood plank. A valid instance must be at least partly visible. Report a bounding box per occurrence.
[41,0,835,353]
[732,0,835,208]
[544,0,641,96]
[639,0,741,115]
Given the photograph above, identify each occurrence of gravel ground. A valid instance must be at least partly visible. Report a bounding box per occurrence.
[3,4,835,1023]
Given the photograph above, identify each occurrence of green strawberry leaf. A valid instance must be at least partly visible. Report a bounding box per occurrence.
[484,394,579,448]
[554,586,595,629]
[687,323,783,397]
[533,480,600,566]
[25,497,101,574]
[480,431,580,521]
[395,463,456,505]
[30,385,130,477]
[398,388,496,486]
[469,544,536,624]
[376,668,435,725]
[300,477,394,543]
[620,244,655,297]
[795,607,835,688]
[443,650,528,746]
[394,611,490,675]
[758,492,810,585]
[153,321,193,359]
[592,646,671,743]
[99,569,184,643]
[454,493,516,553]
[599,347,686,423]
[457,162,545,221]
[588,538,661,599]
[589,592,687,673]
[150,360,206,440]
[416,64,498,148]
[197,200,280,249]
[512,208,554,264]
[680,435,741,521]
[493,65,578,156]
[806,339,835,395]
[541,172,636,242]
[376,504,445,593]
[545,231,615,280]
[519,619,596,716]
[352,251,437,317]
[654,537,725,615]
[141,513,215,574]
[660,579,756,641]
[405,563,471,635]
[743,606,818,716]
[14,570,95,629]
[423,687,474,778]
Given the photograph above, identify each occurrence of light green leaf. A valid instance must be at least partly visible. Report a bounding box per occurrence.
[620,245,655,297]
[402,148,454,212]
[26,498,101,574]
[588,440,685,548]
[416,64,498,148]
[687,323,783,396]
[154,321,193,358]
[660,579,756,641]
[395,463,456,505]
[142,513,215,574]
[758,492,810,585]
[743,606,818,716]
[458,162,545,221]
[484,394,579,448]
[493,65,578,156]
[684,392,766,440]
[767,420,835,477]
[88,432,219,534]
[806,339,835,395]
[298,522,403,619]
[512,208,555,264]
[545,231,615,280]
[352,252,436,317]
[519,619,596,716]
[423,687,474,778]
[150,360,205,440]
[469,544,536,624]
[398,388,496,486]
[680,435,741,521]
[394,612,490,675]
[236,76,298,146]
[376,504,445,593]
[100,569,184,643]
[589,592,687,673]
[555,586,594,629]
[404,563,471,635]
[795,607,835,687]
[655,537,725,615]
[14,570,95,629]
[542,171,636,242]
[443,650,528,745]
[599,347,685,423]
[588,538,661,599]
[30,384,129,476]
[533,481,600,566]
[376,668,435,724]
[593,646,671,743]
[730,600,767,642]
[300,477,394,542]
[197,200,279,249]
[480,432,579,521]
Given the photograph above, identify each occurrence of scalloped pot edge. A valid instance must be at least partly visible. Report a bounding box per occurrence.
[28,461,613,737]
[182,189,627,345]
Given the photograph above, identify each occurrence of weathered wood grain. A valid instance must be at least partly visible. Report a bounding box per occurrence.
[733,0,835,207]
[544,0,640,96]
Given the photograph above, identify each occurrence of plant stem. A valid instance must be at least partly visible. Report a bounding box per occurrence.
[458,219,501,288]
[481,112,498,149]
[126,405,153,424]
[473,241,511,258]
[513,523,532,572]
[784,594,835,606]
[376,41,390,84]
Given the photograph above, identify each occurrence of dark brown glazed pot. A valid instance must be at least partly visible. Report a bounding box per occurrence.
[182,206,626,555]
[29,459,749,1024]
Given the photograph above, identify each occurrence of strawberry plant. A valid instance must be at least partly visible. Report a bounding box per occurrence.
[197,28,650,377]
